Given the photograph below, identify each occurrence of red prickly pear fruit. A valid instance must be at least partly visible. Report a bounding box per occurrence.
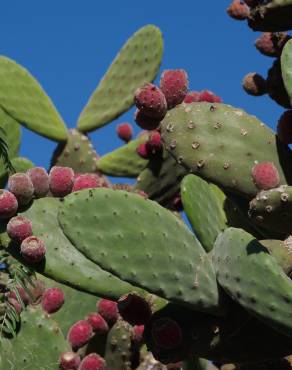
[255,32,291,58]
[160,69,189,109]
[277,110,292,144]
[242,73,267,96]
[251,162,280,190]
[72,174,100,192]
[8,286,29,305]
[184,91,200,103]
[0,190,18,219]
[8,298,22,314]
[41,287,65,313]
[97,299,118,325]
[134,83,167,120]
[116,123,133,143]
[146,131,162,155]
[6,216,33,243]
[8,173,34,205]
[135,109,161,130]
[49,166,74,197]
[227,0,250,20]
[20,236,46,263]
[26,167,49,198]
[117,293,152,325]
[137,142,150,159]
[199,90,222,103]
[67,320,93,349]
[59,351,81,369]
[132,325,145,346]
[78,353,106,370]
[86,312,109,335]
[151,317,183,350]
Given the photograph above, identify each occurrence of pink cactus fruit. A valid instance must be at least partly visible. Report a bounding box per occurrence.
[251,162,280,190]
[97,299,118,325]
[67,320,93,349]
[0,190,18,219]
[41,287,65,313]
[146,131,162,155]
[199,90,222,103]
[20,236,46,263]
[151,317,183,350]
[184,91,200,103]
[27,167,49,198]
[277,110,292,145]
[135,109,161,130]
[49,166,74,197]
[132,325,145,346]
[8,286,29,305]
[72,174,101,192]
[118,293,152,325]
[160,69,189,109]
[6,215,33,243]
[137,142,150,159]
[116,123,133,142]
[227,0,250,20]
[255,32,291,57]
[86,312,109,335]
[8,173,34,205]
[134,83,167,120]
[59,351,81,370]
[78,353,106,370]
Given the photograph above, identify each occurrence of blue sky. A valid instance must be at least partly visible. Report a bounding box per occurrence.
[0,1,285,169]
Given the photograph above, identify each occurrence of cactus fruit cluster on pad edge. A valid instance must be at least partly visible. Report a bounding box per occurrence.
[1,4,292,369]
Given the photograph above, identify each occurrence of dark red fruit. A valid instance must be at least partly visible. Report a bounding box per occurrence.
[134,83,167,120]
[227,0,250,20]
[42,287,65,313]
[132,325,145,346]
[67,320,93,349]
[151,317,183,350]
[20,236,46,263]
[72,174,101,192]
[49,166,74,197]
[252,162,280,190]
[118,293,152,325]
[160,69,189,109]
[59,351,81,369]
[137,142,150,159]
[97,299,118,325]
[116,123,133,142]
[0,190,18,219]
[255,32,291,57]
[199,90,222,103]
[146,131,162,155]
[6,215,33,243]
[184,91,200,103]
[27,167,49,197]
[8,173,34,205]
[135,109,161,130]
[78,353,105,370]
[86,313,109,335]
[277,110,292,144]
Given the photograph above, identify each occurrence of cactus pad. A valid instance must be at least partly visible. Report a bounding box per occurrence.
[58,188,223,315]
[77,25,163,132]
[281,39,292,105]
[11,157,34,173]
[160,102,291,199]
[0,56,67,141]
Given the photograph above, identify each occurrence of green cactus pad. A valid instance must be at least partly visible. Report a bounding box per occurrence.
[97,135,149,177]
[134,147,187,205]
[248,185,292,236]
[248,0,292,32]
[11,157,34,173]
[51,129,106,177]
[281,39,292,105]
[181,174,227,252]
[0,305,70,370]
[58,188,223,315]
[260,239,292,276]
[0,56,67,141]
[105,319,133,370]
[160,102,291,199]
[39,274,99,335]
[213,227,292,338]
[3,197,139,300]
[77,25,163,132]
